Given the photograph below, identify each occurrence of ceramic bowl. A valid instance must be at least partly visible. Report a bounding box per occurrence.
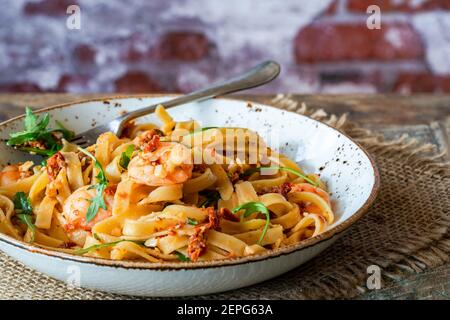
[0,95,379,297]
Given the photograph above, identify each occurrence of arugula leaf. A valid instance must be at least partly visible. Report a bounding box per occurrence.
[77,147,108,222]
[187,217,198,226]
[199,190,221,208]
[85,184,107,222]
[243,166,318,187]
[74,240,125,255]
[7,108,74,157]
[78,147,108,185]
[74,239,145,255]
[36,113,50,131]
[175,251,190,262]
[93,233,102,241]
[17,214,36,241]
[8,108,52,146]
[119,145,135,169]
[24,107,37,131]
[186,127,218,136]
[13,192,33,215]
[160,127,218,142]
[16,146,56,157]
[232,201,270,245]
[54,120,75,141]
[7,131,44,147]
[13,192,35,242]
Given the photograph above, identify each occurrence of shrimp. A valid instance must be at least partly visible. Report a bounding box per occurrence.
[128,132,193,186]
[61,185,114,246]
[0,162,33,187]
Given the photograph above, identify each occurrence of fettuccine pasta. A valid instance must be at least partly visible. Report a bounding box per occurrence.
[0,105,334,262]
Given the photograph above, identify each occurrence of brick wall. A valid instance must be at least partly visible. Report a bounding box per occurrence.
[1,0,450,94]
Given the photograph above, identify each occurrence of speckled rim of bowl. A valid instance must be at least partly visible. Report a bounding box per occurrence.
[0,94,380,270]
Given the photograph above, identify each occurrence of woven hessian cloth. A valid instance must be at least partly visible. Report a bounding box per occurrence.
[0,95,449,299]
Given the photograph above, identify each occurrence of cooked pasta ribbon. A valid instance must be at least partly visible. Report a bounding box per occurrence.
[0,105,334,262]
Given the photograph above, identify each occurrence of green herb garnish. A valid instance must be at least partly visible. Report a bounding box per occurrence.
[77,147,108,222]
[13,192,33,215]
[161,127,218,141]
[175,251,190,262]
[7,108,51,146]
[232,201,270,245]
[186,127,218,136]
[187,217,198,226]
[54,120,75,141]
[199,190,221,208]
[74,240,125,255]
[16,146,57,157]
[118,144,135,170]
[74,239,144,255]
[13,192,36,242]
[7,108,74,157]
[17,214,35,240]
[93,233,102,241]
[243,166,318,187]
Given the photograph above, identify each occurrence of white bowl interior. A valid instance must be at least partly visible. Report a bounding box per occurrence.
[0,96,376,230]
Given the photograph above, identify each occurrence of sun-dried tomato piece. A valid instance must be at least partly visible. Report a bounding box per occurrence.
[104,184,117,196]
[220,207,240,222]
[187,207,227,261]
[187,224,208,262]
[46,152,66,181]
[257,182,293,198]
[135,129,163,152]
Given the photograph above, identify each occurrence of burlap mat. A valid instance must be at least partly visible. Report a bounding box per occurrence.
[0,94,449,300]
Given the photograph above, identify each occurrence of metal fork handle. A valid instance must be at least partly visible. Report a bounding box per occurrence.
[115,60,280,136]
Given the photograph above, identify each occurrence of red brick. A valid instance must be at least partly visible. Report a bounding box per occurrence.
[347,0,450,12]
[121,46,150,62]
[294,22,423,63]
[394,72,450,93]
[114,71,163,93]
[324,0,339,15]
[119,33,149,62]
[56,74,88,92]
[0,82,42,93]
[122,47,145,62]
[73,44,96,64]
[23,0,77,16]
[154,31,211,61]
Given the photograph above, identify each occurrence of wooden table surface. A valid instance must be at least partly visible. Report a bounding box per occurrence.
[0,93,449,300]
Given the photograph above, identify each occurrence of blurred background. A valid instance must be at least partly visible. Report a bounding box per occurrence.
[1,0,450,94]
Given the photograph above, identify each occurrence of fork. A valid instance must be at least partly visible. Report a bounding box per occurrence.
[70,60,281,148]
